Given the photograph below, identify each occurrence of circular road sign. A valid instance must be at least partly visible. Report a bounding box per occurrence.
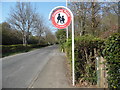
[51,8,72,29]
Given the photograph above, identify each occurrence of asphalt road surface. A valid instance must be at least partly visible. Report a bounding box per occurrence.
[2,45,71,88]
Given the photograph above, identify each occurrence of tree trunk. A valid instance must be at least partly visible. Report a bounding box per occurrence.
[22,31,27,46]
[24,33,27,46]
[38,34,41,44]
[91,2,96,35]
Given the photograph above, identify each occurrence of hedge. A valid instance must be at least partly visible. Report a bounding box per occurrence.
[64,35,105,85]
[103,33,120,88]
[59,33,120,87]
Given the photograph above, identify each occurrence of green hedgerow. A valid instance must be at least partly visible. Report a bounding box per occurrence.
[103,33,120,88]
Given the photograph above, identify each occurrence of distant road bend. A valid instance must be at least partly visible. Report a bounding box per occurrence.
[2,45,70,88]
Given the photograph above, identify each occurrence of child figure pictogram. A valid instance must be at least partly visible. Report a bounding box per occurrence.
[60,16,65,24]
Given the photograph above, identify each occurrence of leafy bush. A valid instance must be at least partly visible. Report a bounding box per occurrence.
[103,33,120,88]
[55,29,66,51]
[64,35,105,85]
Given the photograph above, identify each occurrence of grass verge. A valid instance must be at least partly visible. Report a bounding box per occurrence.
[1,44,48,58]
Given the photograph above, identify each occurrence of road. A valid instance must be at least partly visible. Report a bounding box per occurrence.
[2,45,71,88]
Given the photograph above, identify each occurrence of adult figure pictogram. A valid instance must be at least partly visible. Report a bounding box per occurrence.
[57,13,61,23]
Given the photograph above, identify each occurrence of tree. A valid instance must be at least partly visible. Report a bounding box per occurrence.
[33,15,45,44]
[44,28,56,45]
[2,22,23,45]
[68,2,88,36]
[55,29,66,44]
[8,2,36,45]
[68,2,118,37]
[33,14,56,45]
[68,2,101,36]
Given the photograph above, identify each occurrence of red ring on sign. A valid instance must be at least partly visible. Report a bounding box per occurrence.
[51,9,71,29]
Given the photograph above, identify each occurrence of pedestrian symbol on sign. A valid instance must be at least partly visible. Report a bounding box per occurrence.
[57,13,65,24]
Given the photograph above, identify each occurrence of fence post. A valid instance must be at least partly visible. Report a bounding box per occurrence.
[98,56,108,88]
[96,56,100,87]
[100,57,108,88]
[94,48,100,87]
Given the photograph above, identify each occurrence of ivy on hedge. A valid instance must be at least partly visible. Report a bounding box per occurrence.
[103,33,120,88]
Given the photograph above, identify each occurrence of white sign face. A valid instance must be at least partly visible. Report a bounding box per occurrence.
[54,12,68,25]
[50,8,71,29]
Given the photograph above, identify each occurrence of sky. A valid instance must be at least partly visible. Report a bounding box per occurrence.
[0,0,118,31]
[1,1,66,32]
